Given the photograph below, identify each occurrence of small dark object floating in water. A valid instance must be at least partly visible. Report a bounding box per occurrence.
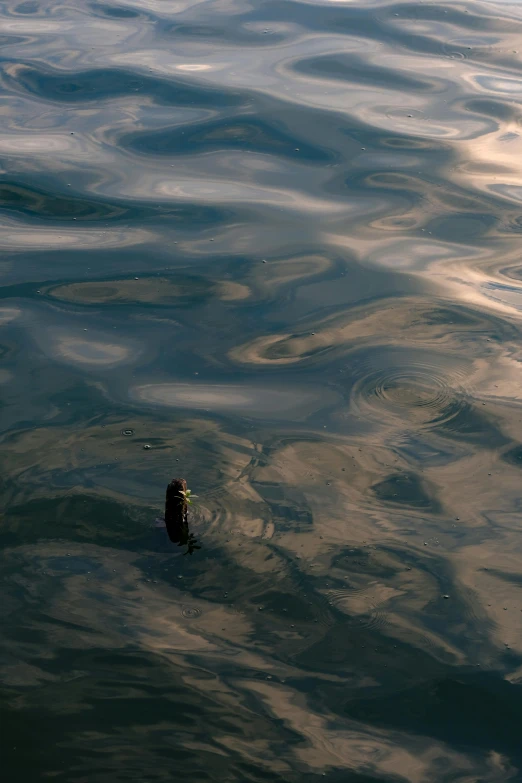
[165,477,187,543]
[163,477,201,554]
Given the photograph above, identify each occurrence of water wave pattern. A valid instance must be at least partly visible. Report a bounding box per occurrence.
[3,0,522,781]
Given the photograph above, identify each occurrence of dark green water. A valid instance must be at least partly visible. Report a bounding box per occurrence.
[2,0,522,780]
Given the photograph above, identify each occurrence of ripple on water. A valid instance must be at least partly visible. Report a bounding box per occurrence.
[182,606,201,619]
[385,107,425,121]
[442,36,494,60]
[327,586,391,632]
[350,357,471,434]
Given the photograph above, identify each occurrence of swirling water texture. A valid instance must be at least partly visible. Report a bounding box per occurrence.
[2,0,522,780]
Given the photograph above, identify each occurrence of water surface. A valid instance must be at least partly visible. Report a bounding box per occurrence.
[2,0,522,780]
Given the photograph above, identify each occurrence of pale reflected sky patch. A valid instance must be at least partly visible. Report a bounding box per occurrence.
[0,134,80,154]
[0,20,74,33]
[149,176,351,213]
[0,306,21,324]
[132,382,338,419]
[0,225,152,250]
[35,329,138,369]
[176,64,215,72]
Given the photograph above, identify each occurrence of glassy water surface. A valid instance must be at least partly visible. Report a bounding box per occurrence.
[2,0,522,779]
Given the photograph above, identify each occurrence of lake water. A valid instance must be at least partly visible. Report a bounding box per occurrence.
[2,0,522,780]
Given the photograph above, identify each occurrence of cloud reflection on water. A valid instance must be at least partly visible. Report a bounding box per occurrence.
[2,0,522,779]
